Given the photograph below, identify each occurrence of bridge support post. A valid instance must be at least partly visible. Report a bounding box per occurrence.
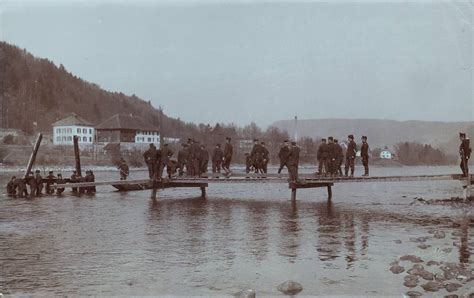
[200,186,206,198]
[291,188,296,202]
[327,185,332,201]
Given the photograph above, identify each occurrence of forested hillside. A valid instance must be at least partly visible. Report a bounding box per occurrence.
[0,42,198,137]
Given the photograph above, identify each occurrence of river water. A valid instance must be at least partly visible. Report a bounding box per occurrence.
[0,165,472,296]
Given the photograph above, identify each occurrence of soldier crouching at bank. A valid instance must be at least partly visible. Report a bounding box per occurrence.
[45,171,56,194]
[6,176,16,196]
[56,173,65,195]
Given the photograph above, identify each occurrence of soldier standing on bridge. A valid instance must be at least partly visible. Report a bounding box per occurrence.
[345,135,357,178]
[288,141,300,182]
[200,144,209,175]
[143,143,158,179]
[317,138,329,176]
[278,140,290,174]
[327,137,336,176]
[158,144,174,179]
[261,142,269,173]
[223,137,233,175]
[361,136,370,176]
[212,144,224,173]
[334,139,344,176]
[177,143,188,176]
[459,132,471,177]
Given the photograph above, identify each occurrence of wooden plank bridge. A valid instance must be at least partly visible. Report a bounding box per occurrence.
[21,133,474,201]
[53,172,474,201]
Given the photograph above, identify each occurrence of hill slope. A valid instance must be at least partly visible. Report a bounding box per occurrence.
[0,42,196,137]
[273,118,474,150]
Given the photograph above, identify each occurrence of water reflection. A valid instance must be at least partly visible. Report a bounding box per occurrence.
[314,201,342,262]
[277,201,300,263]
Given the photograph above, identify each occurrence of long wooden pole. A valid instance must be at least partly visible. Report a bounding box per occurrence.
[24,133,42,179]
[73,135,82,177]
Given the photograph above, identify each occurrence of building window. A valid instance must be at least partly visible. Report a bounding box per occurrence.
[56,136,61,142]
[82,136,86,142]
[67,128,72,134]
[89,129,92,134]
[148,137,151,142]
[89,137,92,142]
[56,128,60,134]
[67,136,72,141]
[62,136,67,141]
[77,128,81,134]
[83,128,87,134]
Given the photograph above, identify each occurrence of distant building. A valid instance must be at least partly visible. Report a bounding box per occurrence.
[52,113,95,145]
[0,128,24,140]
[96,114,160,149]
[380,150,393,160]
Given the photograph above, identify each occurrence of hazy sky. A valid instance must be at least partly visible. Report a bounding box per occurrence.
[1,0,473,127]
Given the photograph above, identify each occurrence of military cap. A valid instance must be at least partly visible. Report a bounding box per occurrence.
[348,134,354,139]
[328,136,333,141]
[362,136,367,140]
[261,142,265,145]
[35,170,40,173]
[164,143,169,146]
[73,170,77,173]
[291,141,297,145]
[253,139,258,142]
[334,139,338,142]
[321,138,326,142]
[49,171,53,174]
[460,132,466,137]
[226,137,231,140]
[57,173,62,177]
[284,140,289,142]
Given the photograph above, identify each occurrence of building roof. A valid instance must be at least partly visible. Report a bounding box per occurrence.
[52,113,93,127]
[96,114,159,132]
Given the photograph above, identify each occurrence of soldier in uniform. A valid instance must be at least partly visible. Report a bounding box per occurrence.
[192,141,201,176]
[118,158,129,180]
[278,140,290,174]
[212,144,224,173]
[334,139,344,176]
[45,171,56,194]
[158,144,174,179]
[261,142,270,174]
[6,176,16,195]
[143,143,158,179]
[223,137,233,174]
[345,135,357,178]
[459,132,471,177]
[56,173,65,195]
[361,136,370,176]
[33,170,43,196]
[317,139,329,176]
[70,170,79,193]
[26,172,36,196]
[200,144,209,175]
[327,137,336,176]
[250,139,264,173]
[177,143,188,176]
[14,177,28,197]
[245,153,253,174]
[288,141,300,182]
[186,139,194,176]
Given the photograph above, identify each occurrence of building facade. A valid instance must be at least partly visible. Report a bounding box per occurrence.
[52,114,95,145]
[96,114,160,150]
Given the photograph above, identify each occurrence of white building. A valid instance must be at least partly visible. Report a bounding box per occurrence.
[52,113,95,145]
[380,150,393,159]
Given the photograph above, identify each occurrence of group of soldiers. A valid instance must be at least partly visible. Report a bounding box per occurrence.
[314,135,370,177]
[142,137,234,180]
[7,169,96,197]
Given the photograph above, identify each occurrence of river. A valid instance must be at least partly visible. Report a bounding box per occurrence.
[0,165,472,296]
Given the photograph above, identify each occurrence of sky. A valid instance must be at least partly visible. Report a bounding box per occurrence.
[1,0,473,127]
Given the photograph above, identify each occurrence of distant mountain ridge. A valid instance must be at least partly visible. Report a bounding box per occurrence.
[272,118,474,152]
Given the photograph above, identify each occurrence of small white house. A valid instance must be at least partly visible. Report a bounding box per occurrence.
[380,150,393,159]
[52,113,95,145]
